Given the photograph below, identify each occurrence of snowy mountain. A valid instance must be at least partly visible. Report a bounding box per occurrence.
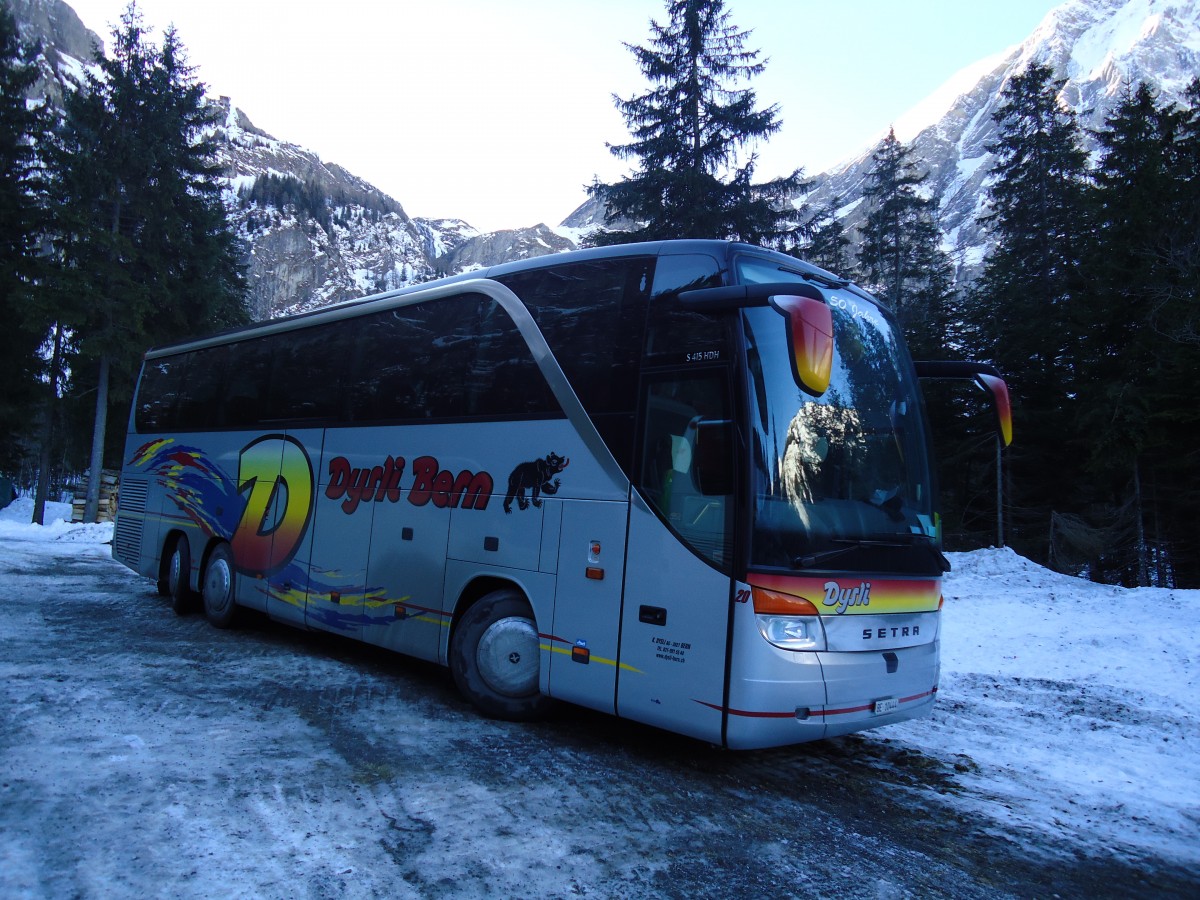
[13,0,1199,314]
[10,0,575,320]
[803,0,1200,274]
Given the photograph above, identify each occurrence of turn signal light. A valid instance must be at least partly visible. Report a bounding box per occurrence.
[752,587,819,616]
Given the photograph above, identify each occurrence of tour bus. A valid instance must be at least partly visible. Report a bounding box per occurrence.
[113,240,1010,750]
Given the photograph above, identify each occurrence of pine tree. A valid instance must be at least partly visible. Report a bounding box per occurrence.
[789,198,852,276]
[46,3,247,521]
[0,2,51,473]
[588,0,803,245]
[1078,81,1200,585]
[857,129,956,359]
[966,61,1090,564]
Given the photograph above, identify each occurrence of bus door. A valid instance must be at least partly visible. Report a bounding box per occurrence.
[546,497,629,714]
[362,461,452,663]
[615,371,736,745]
[299,427,381,638]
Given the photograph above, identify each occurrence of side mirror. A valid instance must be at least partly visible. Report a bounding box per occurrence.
[770,293,833,397]
[914,360,1013,446]
[676,281,835,396]
[973,373,1012,447]
[692,418,734,496]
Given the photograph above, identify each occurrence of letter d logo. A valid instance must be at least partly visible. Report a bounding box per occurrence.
[230,435,314,575]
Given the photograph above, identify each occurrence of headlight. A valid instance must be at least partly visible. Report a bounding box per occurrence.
[753,587,827,651]
[756,614,826,650]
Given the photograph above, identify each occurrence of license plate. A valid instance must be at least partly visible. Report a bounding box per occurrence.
[873,697,899,715]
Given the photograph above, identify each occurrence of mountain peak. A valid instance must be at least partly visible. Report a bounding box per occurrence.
[806,0,1200,273]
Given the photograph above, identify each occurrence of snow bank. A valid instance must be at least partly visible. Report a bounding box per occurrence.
[0,497,114,545]
[884,545,1199,866]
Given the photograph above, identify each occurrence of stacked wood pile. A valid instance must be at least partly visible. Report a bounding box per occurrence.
[71,471,119,523]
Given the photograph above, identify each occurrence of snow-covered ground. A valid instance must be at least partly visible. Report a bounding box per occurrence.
[1,496,1197,888]
[885,547,1199,865]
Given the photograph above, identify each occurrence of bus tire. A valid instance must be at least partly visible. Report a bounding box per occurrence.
[450,590,553,721]
[202,543,240,629]
[165,536,197,615]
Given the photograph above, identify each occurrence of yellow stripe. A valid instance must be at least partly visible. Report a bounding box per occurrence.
[542,643,641,674]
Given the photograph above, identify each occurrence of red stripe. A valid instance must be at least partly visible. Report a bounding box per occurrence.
[693,700,796,718]
[696,687,937,719]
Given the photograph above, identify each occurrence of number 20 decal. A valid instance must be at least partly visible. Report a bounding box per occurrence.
[230,435,314,576]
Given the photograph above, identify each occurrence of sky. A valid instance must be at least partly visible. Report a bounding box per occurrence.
[62,0,1063,232]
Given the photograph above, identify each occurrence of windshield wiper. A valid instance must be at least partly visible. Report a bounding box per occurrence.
[792,533,951,573]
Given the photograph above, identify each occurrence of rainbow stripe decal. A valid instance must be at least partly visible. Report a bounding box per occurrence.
[130,438,245,541]
[131,436,450,634]
[748,572,941,616]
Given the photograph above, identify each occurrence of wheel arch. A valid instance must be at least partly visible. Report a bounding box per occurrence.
[451,575,532,637]
[158,528,192,590]
[441,565,558,671]
[197,534,230,582]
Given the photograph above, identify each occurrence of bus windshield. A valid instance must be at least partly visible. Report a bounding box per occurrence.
[739,262,937,574]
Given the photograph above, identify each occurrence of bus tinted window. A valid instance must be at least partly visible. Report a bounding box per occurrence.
[135,290,568,434]
[469,297,559,417]
[177,344,226,431]
[496,258,653,469]
[135,355,187,433]
[220,338,274,428]
[496,257,653,417]
[270,318,356,423]
[645,254,728,367]
[349,294,557,422]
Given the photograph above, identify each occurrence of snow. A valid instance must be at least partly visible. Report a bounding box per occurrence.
[835,196,865,218]
[549,223,595,246]
[886,546,1199,864]
[0,498,112,545]
[1068,0,1155,82]
[1,498,1197,876]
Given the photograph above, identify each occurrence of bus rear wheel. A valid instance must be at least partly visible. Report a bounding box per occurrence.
[165,536,197,615]
[202,543,240,629]
[450,590,553,721]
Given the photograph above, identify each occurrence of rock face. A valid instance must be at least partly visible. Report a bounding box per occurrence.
[210,99,437,316]
[12,0,582,320]
[15,0,1199,316]
[213,102,585,316]
[798,0,1200,276]
[436,224,576,273]
[10,0,101,107]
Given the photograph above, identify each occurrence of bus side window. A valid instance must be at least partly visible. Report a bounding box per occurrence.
[645,253,725,367]
[496,257,653,469]
[467,297,558,418]
[269,319,355,423]
[136,354,187,433]
[638,372,734,570]
[221,338,274,428]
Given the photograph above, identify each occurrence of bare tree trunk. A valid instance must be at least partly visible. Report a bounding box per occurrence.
[83,353,110,524]
[1133,460,1148,586]
[32,322,65,526]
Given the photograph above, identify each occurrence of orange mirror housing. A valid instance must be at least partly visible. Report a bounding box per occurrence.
[770,294,833,396]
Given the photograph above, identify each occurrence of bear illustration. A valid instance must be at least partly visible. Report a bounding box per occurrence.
[504,452,569,513]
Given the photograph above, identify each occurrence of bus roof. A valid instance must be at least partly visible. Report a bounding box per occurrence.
[144,239,848,359]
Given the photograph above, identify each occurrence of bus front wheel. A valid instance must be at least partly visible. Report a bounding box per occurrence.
[450,591,553,721]
[202,543,240,629]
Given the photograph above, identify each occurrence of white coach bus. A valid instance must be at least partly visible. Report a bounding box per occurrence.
[113,240,1010,750]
